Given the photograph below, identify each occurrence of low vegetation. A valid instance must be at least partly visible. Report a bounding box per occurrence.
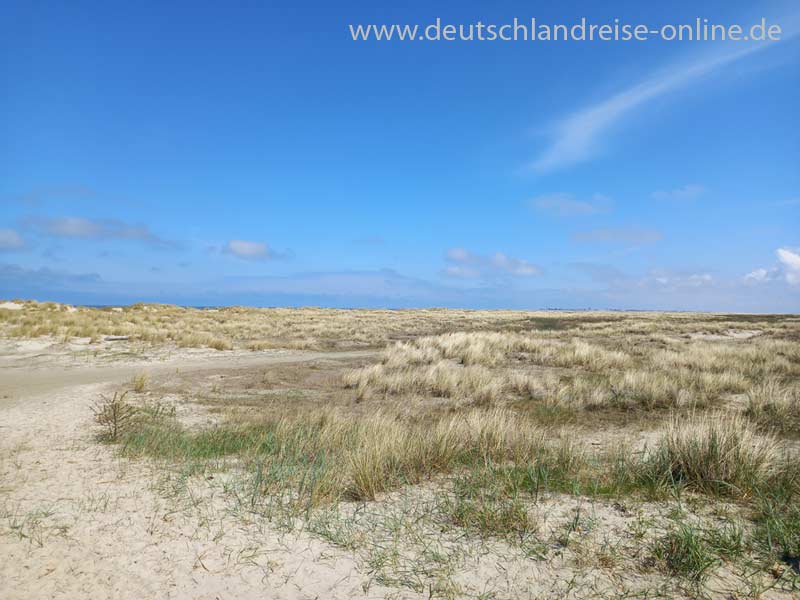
[111,397,800,596]
[4,301,799,597]
[344,328,799,429]
[746,380,800,436]
[642,412,782,497]
[91,391,136,441]
[130,372,148,393]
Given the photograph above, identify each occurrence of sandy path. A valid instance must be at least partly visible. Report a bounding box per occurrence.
[0,349,410,600]
[0,349,375,410]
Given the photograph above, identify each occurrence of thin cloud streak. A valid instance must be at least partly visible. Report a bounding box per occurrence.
[529,23,798,174]
[223,240,274,260]
[28,217,178,249]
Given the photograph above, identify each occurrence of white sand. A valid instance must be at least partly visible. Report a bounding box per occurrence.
[0,353,399,600]
[1,346,793,599]
[690,329,762,341]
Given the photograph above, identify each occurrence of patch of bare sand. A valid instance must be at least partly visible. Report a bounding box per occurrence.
[0,348,375,411]
[0,336,290,370]
[0,380,408,600]
[689,329,762,341]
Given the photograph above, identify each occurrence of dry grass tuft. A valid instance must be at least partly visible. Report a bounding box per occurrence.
[120,405,546,504]
[745,380,800,435]
[643,413,780,496]
[130,372,148,393]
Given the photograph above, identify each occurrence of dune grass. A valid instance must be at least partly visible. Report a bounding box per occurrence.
[745,380,800,436]
[10,301,797,595]
[103,398,800,599]
[130,372,148,393]
[641,413,782,497]
[120,407,549,505]
[651,521,719,583]
[2,300,797,357]
[343,328,794,422]
[116,402,797,515]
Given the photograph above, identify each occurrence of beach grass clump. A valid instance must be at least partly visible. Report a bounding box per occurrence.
[120,406,547,507]
[651,521,718,582]
[745,380,800,435]
[641,413,780,497]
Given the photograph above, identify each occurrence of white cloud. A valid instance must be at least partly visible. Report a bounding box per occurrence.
[30,216,176,248]
[651,184,706,201]
[445,247,540,278]
[741,248,800,286]
[529,30,796,173]
[777,247,800,285]
[0,229,24,250]
[489,252,540,276]
[223,240,273,260]
[743,268,772,284]
[531,193,609,216]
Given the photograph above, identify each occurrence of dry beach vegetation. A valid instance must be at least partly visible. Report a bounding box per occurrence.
[1,300,799,599]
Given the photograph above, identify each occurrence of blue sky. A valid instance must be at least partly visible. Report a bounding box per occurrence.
[1,0,798,311]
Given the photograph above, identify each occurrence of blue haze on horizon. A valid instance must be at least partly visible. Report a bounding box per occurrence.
[1,0,799,312]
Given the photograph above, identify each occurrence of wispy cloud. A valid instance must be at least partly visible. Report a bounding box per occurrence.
[29,217,177,249]
[222,239,289,261]
[572,227,663,244]
[0,262,103,290]
[444,247,540,278]
[742,269,770,283]
[646,271,714,288]
[43,217,105,237]
[443,265,482,279]
[651,184,706,201]
[743,267,776,284]
[528,28,797,173]
[530,193,610,217]
[0,229,25,250]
